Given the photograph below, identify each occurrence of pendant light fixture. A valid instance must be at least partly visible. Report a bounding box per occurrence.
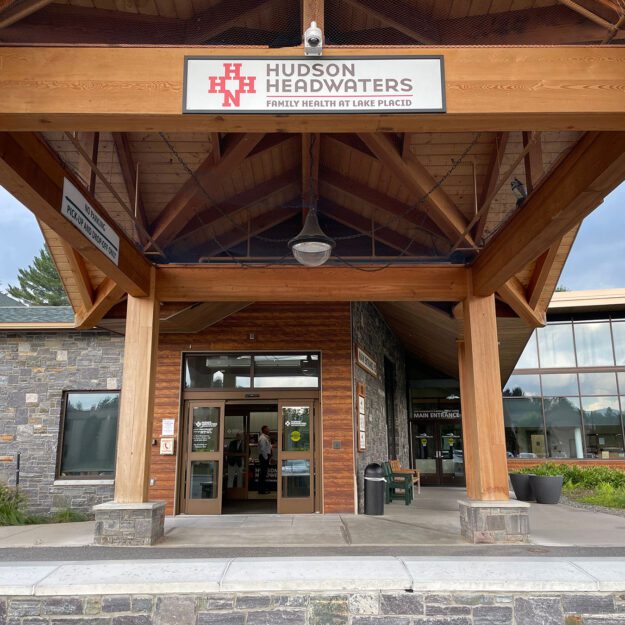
[288,206,335,267]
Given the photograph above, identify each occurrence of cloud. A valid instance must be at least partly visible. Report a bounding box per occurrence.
[0,187,44,289]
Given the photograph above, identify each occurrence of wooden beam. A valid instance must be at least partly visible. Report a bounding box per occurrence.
[523,131,544,193]
[302,0,323,31]
[172,168,299,244]
[210,133,221,164]
[156,264,469,301]
[556,0,618,31]
[319,164,447,245]
[112,132,148,244]
[340,0,439,44]
[302,133,320,210]
[0,0,53,28]
[151,133,264,247]
[458,293,509,501]
[193,203,297,260]
[0,132,151,296]
[440,4,622,45]
[497,277,546,328]
[472,131,625,296]
[60,240,93,310]
[527,237,564,309]
[160,301,252,333]
[359,133,475,247]
[474,132,509,243]
[114,268,159,503]
[185,0,276,44]
[74,277,125,329]
[2,47,625,133]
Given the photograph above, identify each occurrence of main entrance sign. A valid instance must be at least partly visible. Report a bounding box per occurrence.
[183,56,445,114]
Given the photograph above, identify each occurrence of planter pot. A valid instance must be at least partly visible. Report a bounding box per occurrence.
[509,473,534,502]
[529,475,563,504]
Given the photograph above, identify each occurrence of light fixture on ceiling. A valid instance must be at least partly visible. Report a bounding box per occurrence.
[511,177,527,207]
[288,207,335,267]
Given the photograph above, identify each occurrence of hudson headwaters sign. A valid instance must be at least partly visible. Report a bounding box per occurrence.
[184,56,445,114]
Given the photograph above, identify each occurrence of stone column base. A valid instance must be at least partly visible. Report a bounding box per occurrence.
[458,499,530,544]
[93,501,166,546]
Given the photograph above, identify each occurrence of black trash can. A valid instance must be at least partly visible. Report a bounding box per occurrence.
[364,463,386,515]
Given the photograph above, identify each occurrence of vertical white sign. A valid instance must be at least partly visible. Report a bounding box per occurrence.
[61,178,120,265]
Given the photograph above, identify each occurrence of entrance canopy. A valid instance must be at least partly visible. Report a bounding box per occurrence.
[0,0,625,377]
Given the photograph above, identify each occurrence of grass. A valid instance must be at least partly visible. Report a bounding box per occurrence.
[0,484,89,526]
[516,462,625,509]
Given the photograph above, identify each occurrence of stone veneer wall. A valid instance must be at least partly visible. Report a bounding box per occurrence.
[351,302,409,513]
[0,591,622,624]
[0,330,123,514]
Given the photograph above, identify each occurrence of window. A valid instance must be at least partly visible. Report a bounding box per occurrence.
[581,396,624,458]
[503,374,541,397]
[515,334,539,369]
[537,323,576,368]
[574,321,614,367]
[254,354,319,388]
[541,373,578,396]
[578,372,618,396]
[504,397,545,458]
[613,321,625,366]
[58,391,119,478]
[544,397,583,459]
[184,354,251,389]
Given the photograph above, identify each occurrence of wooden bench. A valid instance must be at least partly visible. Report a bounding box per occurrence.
[389,459,421,495]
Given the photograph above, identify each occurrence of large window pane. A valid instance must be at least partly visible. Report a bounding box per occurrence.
[579,372,617,396]
[281,406,310,452]
[191,406,220,452]
[544,397,583,459]
[613,321,625,365]
[189,461,218,499]
[581,396,624,458]
[504,398,546,458]
[184,354,251,389]
[541,373,578,396]
[59,392,119,477]
[254,354,319,388]
[515,334,539,369]
[537,323,576,368]
[619,372,625,393]
[574,321,614,366]
[503,374,541,397]
[281,459,310,498]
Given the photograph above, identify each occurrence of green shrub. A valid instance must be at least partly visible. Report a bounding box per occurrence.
[516,463,625,489]
[0,484,28,526]
[51,508,89,523]
[578,482,625,509]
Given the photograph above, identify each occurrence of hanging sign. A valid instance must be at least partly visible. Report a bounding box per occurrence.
[183,56,445,114]
[355,345,378,378]
[61,178,120,265]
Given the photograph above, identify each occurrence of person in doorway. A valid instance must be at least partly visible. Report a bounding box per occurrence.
[227,431,244,489]
[258,425,272,494]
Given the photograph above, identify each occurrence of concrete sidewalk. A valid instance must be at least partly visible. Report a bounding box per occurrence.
[2,556,625,595]
[1,488,624,548]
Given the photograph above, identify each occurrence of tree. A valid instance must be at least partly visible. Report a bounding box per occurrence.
[7,247,69,306]
[555,285,569,292]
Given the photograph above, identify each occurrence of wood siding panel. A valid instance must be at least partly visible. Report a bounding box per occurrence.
[149,302,355,515]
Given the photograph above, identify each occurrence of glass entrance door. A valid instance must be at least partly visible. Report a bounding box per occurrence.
[182,400,225,514]
[277,401,314,513]
[411,419,465,486]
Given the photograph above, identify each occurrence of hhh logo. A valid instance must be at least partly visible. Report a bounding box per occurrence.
[208,63,256,108]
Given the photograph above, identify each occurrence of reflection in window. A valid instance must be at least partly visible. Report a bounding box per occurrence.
[504,398,545,458]
[184,354,251,389]
[581,396,624,458]
[59,392,119,477]
[613,321,625,366]
[541,373,578,396]
[503,374,541,397]
[515,334,539,369]
[574,322,614,367]
[537,323,576,368]
[578,372,618,396]
[544,397,583,459]
[254,354,319,388]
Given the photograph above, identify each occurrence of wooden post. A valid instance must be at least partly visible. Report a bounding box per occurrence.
[458,291,509,501]
[114,267,159,503]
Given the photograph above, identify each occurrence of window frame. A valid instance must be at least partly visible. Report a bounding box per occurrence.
[55,389,121,481]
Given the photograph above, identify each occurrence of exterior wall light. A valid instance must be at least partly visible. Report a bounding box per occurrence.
[288,207,335,267]
[304,21,323,56]
[511,177,527,207]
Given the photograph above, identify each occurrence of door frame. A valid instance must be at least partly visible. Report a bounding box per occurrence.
[180,399,225,515]
[178,391,321,514]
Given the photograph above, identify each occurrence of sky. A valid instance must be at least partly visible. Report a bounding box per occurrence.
[0,182,624,293]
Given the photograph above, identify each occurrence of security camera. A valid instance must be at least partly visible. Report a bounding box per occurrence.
[304,21,323,56]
